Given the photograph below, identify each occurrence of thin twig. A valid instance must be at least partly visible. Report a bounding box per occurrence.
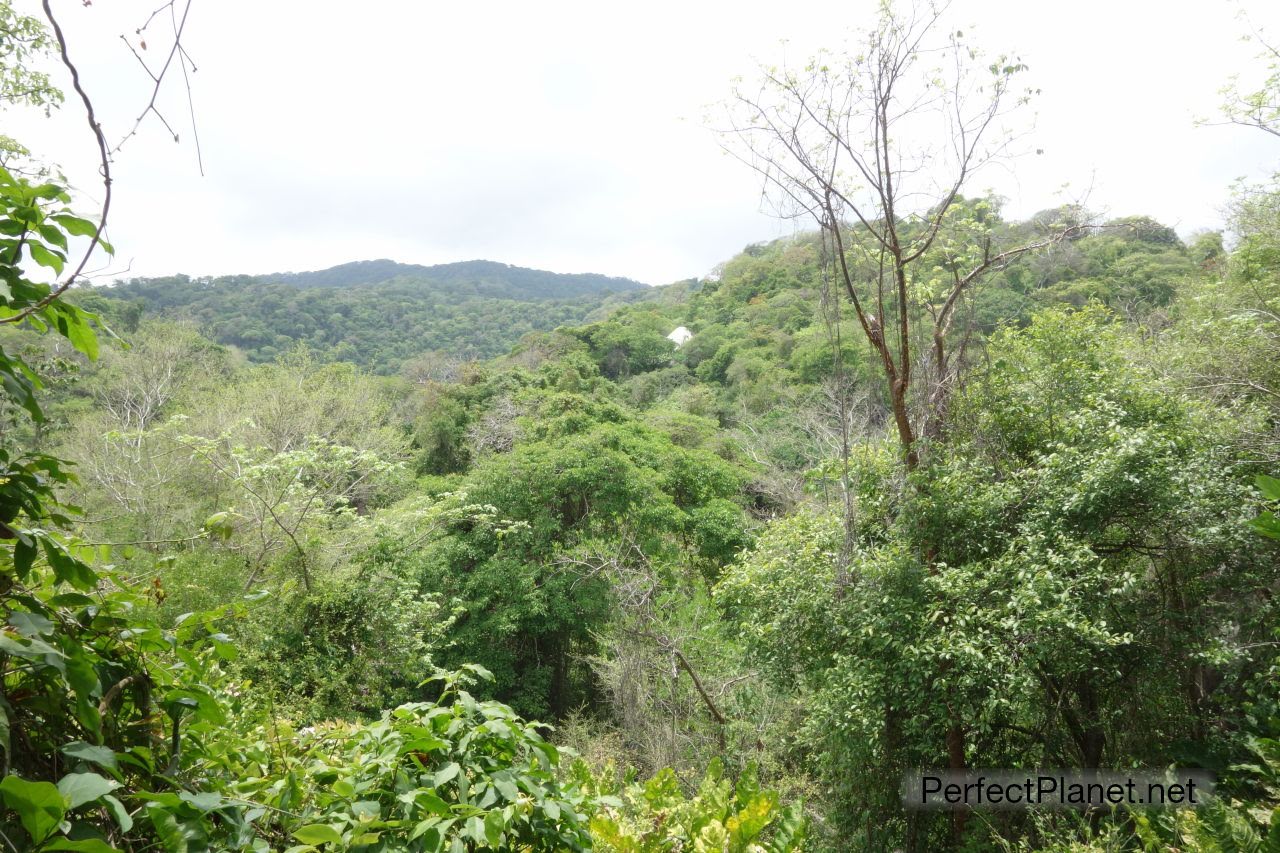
[112,0,197,157]
[0,2,112,326]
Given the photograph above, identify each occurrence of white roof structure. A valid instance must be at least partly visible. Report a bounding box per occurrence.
[666,326,693,347]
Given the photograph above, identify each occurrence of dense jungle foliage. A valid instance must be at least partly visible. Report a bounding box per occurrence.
[3,2,1280,851]
[101,260,647,371]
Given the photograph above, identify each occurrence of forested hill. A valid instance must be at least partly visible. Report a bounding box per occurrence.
[93,259,649,371]
[255,258,648,298]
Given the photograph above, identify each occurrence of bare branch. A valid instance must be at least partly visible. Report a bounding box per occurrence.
[0,1,112,326]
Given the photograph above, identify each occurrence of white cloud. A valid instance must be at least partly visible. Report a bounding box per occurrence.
[7,0,1279,285]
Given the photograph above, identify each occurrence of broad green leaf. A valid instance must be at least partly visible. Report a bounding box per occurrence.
[483,809,505,846]
[411,790,452,816]
[1257,474,1280,501]
[148,803,208,853]
[462,662,494,681]
[292,824,344,846]
[9,610,53,637]
[1251,511,1280,541]
[58,771,119,809]
[103,794,133,833]
[433,762,461,787]
[28,240,64,273]
[725,792,777,841]
[351,800,380,820]
[410,818,437,841]
[61,742,118,771]
[46,593,94,607]
[0,633,66,670]
[178,791,222,812]
[13,537,36,577]
[0,775,66,844]
[50,213,99,238]
[37,222,67,249]
[57,310,98,360]
[491,773,519,802]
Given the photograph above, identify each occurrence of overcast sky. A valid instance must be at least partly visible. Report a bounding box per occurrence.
[8,0,1280,285]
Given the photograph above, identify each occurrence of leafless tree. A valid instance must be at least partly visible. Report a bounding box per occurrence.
[402,350,463,386]
[719,0,1091,469]
[557,534,754,774]
[466,394,523,456]
[93,320,210,435]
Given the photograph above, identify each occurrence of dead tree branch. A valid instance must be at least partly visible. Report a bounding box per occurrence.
[0,1,111,326]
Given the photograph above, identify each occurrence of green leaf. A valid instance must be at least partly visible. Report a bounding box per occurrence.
[292,824,344,846]
[412,790,452,817]
[492,773,519,802]
[0,775,66,844]
[58,771,119,809]
[28,240,64,273]
[0,633,66,675]
[725,792,777,842]
[203,511,235,540]
[56,308,98,360]
[351,800,380,820]
[50,213,99,238]
[1257,474,1280,501]
[103,793,133,833]
[42,539,97,590]
[177,791,222,812]
[9,610,53,637]
[46,592,95,607]
[410,819,438,842]
[61,742,118,771]
[483,809,505,846]
[13,537,36,577]
[465,816,485,845]
[211,638,239,661]
[462,662,494,682]
[43,839,121,852]
[1251,511,1280,541]
[37,222,67,249]
[148,803,208,853]
[433,762,461,787]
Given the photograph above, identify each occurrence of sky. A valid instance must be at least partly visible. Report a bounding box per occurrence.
[7,0,1280,286]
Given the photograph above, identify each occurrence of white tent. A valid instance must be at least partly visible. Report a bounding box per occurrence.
[667,326,693,347]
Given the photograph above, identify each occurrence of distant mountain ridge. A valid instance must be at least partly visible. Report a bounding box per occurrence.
[92,259,650,373]
[254,259,649,299]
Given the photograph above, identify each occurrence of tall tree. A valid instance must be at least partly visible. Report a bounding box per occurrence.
[721,0,1087,469]
[718,8,1097,842]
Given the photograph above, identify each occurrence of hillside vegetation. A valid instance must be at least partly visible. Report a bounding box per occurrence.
[3,3,1279,852]
[97,259,647,370]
